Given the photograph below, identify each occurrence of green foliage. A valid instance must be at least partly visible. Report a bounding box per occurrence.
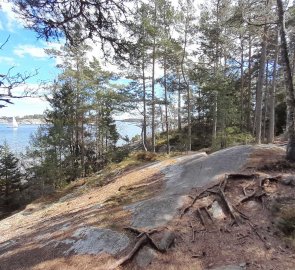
[110,147,131,163]
[24,43,124,190]
[212,127,254,150]
[0,142,22,207]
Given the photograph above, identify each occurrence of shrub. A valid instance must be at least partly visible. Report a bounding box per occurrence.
[135,151,157,161]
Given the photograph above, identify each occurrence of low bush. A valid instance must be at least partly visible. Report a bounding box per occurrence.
[135,151,157,161]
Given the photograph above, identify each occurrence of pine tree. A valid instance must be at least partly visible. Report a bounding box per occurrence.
[0,142,22,205]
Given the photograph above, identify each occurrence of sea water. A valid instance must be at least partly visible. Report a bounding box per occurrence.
[0,121,141,155]
[0,124,40,154]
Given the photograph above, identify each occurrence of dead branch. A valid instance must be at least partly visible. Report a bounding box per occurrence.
[180,173,261,218]
[204,207,214,223]
[108,235,148,270]
[119,178,161,191]
[219,174,228,191]
[196,208,206,228]
[180,179,222,217]
[145,233,170,253]
[238,189,266,205]
[248,222,271,249]
[124,226,142,235]
[189,221,196,242]
[218,187,241,225]
[0,35,10,50]
[112,227,174,269]
[124,226,167,238]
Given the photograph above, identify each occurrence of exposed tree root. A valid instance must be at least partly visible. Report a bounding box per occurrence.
[181,173,259,218]
[180,179,222,217]
[189,221,196,242]
[108,234,148,270]
[196,208,206,228]
[217,187,243,225]
[111,226,174,269]
[204,207,214,223]
[238,188,266,205]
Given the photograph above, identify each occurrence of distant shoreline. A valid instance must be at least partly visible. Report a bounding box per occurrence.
[0,119,46,125]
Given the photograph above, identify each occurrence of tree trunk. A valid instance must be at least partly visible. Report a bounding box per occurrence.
[151,2,157,153]
[212,91,218,143]
[159,105,165,133]
[247,34,252,131]
[240,35,245,132]
[262,59,269,142]
[164,51,170,154]
[268,32,279,144]
[142,53,147,151]
[254,25,268,144]
[277,0,295,161]
[177,69,182,131]
[181,8,191,152]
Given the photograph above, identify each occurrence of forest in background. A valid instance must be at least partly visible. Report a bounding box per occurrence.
[1,0,295,212]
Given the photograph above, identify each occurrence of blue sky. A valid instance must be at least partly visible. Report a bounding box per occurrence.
[0,3,61,117]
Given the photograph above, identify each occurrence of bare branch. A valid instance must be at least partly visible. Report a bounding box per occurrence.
[0,35,10,50]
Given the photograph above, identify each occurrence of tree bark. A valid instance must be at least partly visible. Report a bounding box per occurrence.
[247,34,252,131]
[212,91,218,143]
[240,35,245,132]
[262,59,269,142]
[181,5,191,151]
[164,52,170,154]
[254,25,268,144]
[268,31,279,144]
[142,52,147,151]
[277,0,295,161]
[177,69,182,131]
[151,2,157,153]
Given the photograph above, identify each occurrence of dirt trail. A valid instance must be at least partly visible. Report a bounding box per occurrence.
[0,145,294,270]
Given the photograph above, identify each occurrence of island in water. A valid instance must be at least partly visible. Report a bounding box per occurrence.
[0,114,46,125]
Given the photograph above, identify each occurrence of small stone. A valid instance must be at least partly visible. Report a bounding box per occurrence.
[239,262,246,267]
[135,246,157,268]
[245,201,260,210]
[209,201,226,220]
[158,230,176,251]
[281,175,295,186]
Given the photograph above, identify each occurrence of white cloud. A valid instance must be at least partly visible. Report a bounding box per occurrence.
[0,2,23,32]
[14,45,47,59]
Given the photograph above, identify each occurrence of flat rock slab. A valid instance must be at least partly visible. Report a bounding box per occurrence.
[127,145,254,229]
[64,226,130,255]
[126,195,186,229]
